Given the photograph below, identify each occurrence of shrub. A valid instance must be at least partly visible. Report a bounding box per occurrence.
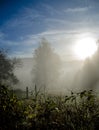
[0,84,24,130]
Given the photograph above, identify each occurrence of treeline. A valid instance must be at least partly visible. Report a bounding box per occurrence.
[0,84,99,130]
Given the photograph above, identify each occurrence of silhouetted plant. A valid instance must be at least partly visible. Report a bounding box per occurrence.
[0,84,24,130]
[0,49,20,85]
[0,84,99,130]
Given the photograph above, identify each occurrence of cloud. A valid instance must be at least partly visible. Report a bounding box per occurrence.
[1,24,99,59]
[4,7,44,29]
[1,2,99,59]
[0,28,97,58]
[2,4,97,42]
[0,29,74,57]
[45,18,70,27]
[0,34,37,57]
[38,29,81,36]
[64,7,89,13]
[40,3,61,16]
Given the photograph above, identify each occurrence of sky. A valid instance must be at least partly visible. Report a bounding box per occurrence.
[0,0,99,59]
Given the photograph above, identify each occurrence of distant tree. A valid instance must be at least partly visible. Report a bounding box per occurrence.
[32,38,61,91]
[0,49,19,85]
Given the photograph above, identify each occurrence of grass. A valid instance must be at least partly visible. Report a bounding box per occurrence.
[0,84,99,130]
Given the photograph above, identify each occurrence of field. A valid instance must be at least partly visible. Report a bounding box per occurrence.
[0,84,99,130]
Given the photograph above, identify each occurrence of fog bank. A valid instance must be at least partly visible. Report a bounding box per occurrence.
[14,50,99,93]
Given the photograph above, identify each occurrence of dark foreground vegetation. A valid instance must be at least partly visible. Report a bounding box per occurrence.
[0,84,99,130]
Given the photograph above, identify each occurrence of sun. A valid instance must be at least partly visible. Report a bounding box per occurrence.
[74,37,97,60]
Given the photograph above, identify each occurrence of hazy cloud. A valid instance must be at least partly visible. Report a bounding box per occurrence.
[64,7,89,13]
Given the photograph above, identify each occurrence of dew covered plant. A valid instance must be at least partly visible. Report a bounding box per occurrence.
[0,84,99,130]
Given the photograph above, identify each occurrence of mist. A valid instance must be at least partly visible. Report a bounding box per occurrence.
[73,50,99,91]
[14,58,33,90]
[14,40,99,94]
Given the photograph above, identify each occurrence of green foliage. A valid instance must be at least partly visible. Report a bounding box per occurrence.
[0,84,24,129]
[0,49,19,85]
[0,84,99,130]
[23,89,99,130]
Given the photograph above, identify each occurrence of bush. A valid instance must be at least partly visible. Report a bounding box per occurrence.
[0,84,99,130]
[0,84,24,130]
[26,90,99,130]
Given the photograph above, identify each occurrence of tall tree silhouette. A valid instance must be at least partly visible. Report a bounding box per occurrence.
[0,49,19,85]
[32,38,61,91]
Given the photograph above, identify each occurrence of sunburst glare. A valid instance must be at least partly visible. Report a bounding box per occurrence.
[74,37,97,60]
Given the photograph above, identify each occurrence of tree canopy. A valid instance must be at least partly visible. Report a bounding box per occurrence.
[0,49,19,85]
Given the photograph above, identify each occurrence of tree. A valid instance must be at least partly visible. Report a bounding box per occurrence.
[32,38,61,91]
[0,49,19,85]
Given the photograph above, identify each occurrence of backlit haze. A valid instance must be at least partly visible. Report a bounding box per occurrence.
[0,0,99,92]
